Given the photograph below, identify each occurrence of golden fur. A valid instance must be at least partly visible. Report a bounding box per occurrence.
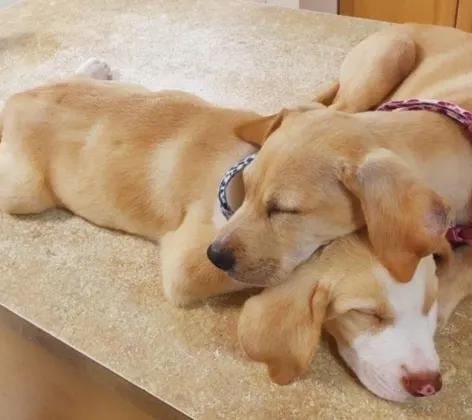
[0,59,259,306]
[214,23,472,287]
[1,27,471,400]
[231,24,472,397]
[238,231,470,397]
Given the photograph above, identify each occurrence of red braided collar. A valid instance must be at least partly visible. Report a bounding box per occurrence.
[378,99,472,244]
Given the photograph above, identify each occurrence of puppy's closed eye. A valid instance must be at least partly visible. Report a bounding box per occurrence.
[351,308,393,326]
[267,200,301,218]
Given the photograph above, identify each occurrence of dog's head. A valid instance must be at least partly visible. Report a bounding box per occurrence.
[208,106,453,286]
[238,233,448,402]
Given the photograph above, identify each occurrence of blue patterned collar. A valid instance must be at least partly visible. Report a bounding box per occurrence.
[218,153,257,219]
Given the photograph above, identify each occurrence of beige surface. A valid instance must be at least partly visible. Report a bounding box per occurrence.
[0,1,471,419]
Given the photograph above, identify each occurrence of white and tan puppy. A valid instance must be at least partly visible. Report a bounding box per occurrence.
[238,233,472,402]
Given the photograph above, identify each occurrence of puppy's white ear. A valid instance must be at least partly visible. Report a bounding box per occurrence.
[238,274,329,385]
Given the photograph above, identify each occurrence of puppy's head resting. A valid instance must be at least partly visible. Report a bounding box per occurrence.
[238,233,444,403]
[209,106,452,286]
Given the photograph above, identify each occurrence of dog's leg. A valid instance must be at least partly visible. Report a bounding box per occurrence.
[437,245,472,329]
[0,61,113,215]
[314,26,417,112]
[160,212,250,307]
[0,100,56,214]
[0,138,55,215]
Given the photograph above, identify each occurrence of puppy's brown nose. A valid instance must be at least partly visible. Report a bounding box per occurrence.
[402,372,442,397]
[207,243,235,271]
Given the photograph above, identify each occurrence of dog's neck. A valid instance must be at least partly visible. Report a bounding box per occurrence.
[358,109,472,224]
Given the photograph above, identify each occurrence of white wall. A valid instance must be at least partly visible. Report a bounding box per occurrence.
[302,0,337,13]
[265,0,338,13]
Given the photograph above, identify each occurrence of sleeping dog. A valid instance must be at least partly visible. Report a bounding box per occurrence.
[0,51,467,403]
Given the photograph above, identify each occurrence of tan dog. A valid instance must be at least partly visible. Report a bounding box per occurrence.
[238,232,472,402]
[0,58,263,306]
[0,47,467,404]
[208,23,472,287]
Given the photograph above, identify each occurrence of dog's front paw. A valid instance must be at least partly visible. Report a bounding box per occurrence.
[162,277,203,308]
[75,57,113,80]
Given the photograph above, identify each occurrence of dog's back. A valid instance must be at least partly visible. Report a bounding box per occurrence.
[0,79,257,239]
[388,24,472,108]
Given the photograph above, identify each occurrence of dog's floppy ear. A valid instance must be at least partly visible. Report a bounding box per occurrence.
[312,80,340,107]
[235,104,327,147]
[341,148,453,283]
[235,109,289,147]
[238,275,329,385]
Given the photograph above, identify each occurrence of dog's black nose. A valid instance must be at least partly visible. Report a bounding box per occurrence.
[207,243,235,271]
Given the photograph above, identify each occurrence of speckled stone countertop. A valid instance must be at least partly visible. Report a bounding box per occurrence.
[0,1,471,419]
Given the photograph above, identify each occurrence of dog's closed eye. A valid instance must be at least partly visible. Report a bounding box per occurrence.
[351,308,393,326]
[267,200,301,218]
